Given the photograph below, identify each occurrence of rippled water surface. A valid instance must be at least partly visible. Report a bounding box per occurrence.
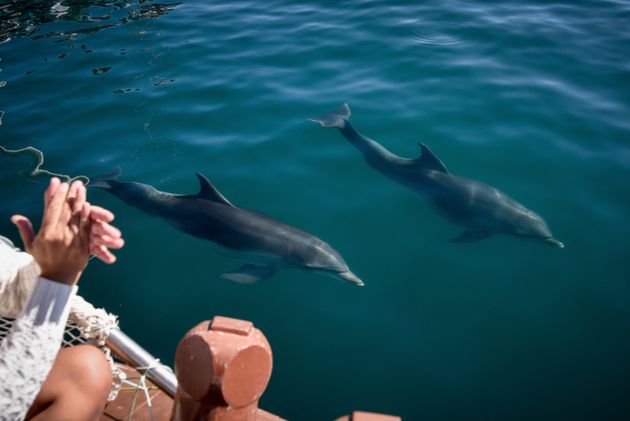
[1,1,630,419]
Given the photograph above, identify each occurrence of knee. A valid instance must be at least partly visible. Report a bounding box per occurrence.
[29,345,112,420]
[60,344,112,401]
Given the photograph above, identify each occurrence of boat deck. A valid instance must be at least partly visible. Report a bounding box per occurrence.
[101,364,173,421]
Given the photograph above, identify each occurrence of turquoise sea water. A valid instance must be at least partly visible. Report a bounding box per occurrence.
[1,1,630,419]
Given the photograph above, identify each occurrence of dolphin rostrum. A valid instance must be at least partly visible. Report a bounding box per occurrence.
[92,172,364,285]
[311,103,564,248]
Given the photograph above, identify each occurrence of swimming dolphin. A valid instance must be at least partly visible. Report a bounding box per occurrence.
[92,172,364,285]
[310,103,564,248]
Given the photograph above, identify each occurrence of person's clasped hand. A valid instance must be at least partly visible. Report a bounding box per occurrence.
[10,178,124,285]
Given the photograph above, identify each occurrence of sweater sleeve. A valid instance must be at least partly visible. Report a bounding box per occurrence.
[0,239,39,318]
[0,277,77,421]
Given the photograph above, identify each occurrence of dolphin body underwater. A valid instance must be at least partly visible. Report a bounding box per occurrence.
[311,104,564,248]
[92,173,364,285]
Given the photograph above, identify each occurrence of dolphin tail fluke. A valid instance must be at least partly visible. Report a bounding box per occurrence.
[221,264,276,285]
[308,103,351,128]
[337,271,365,287]
[90,167,123,189]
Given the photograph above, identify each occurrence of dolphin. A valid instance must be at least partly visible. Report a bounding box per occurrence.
[310,103,564,248]
[92,172,364,285]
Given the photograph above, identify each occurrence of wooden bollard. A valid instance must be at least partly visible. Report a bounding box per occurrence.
[171,316,284,421]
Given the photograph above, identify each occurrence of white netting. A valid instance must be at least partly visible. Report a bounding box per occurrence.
[0,310,169,420]
[0,317,86,348]
[0,299,126,402]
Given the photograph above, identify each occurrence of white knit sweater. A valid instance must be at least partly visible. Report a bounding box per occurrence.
[0,238,77,421]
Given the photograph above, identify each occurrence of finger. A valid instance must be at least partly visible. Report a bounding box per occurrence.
[81,201,91,221]
[44,178,61,211]
[90,234,125,249]
[58,181,80,227]
[79,201,91,244]
[72,181,86,216]
[68,185,84,235]
[41,182,69,229]
[10,215,36,249]
[63,179,81,216]
[68,219,80,236]
[91,220,122,238]
[90,244,116,264]
[67,210,83,237]
[89,206,115,223]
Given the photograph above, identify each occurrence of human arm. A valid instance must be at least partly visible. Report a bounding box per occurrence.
[0,179,111,420]
[0,273,77,421]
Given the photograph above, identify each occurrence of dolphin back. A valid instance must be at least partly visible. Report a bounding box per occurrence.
[309,103,351,128]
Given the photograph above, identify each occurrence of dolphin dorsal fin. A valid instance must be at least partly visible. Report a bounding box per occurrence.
[414,143,449,173]
[194,173,234,206]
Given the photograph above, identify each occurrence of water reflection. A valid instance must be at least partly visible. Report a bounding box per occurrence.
[410,19,469,46]
[0,0,180,44]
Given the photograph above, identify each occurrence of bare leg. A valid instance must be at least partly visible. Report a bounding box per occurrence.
[26,344,112,421]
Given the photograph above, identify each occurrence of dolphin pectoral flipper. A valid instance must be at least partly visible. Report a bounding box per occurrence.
[309,103,351,128]
[450,229,492,243]
[220,264,276,284]
[544,237,565,248]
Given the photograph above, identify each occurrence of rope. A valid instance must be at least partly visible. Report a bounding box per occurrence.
[68,296,118,347]
[0,111,89,184]
[0,144,90,185]
[121,358,164,421]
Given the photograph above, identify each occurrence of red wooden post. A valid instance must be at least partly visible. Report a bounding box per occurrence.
[171,316,284,421]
